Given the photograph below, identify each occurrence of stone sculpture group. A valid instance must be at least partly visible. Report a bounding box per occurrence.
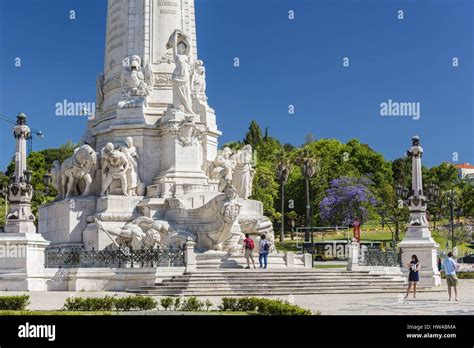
[38,1,275,255]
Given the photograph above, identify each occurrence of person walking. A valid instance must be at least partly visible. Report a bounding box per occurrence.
[242,233,256,269]
[258,234,271,269]
[443,252,459,301]
[405,254,420,299]
[437,257,442,272]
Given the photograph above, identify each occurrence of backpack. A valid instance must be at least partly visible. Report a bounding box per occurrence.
[263,240,270,252]
[245,239,254,250]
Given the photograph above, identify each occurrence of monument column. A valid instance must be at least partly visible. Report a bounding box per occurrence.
[398,136,441,286]
[5,113,36,234]
[0,113,50,291]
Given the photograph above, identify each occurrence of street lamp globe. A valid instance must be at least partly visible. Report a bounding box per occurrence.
[23,170,32,184]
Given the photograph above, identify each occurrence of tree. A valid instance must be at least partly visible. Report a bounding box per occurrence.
[3,142,76,227]
[244,120,262,148]
[319,176,377,226]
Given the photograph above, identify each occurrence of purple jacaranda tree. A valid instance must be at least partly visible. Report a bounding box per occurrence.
[319,176,377,226]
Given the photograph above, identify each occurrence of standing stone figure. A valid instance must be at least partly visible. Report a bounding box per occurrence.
[121,137,142,196]
[166,29,194,114]
[121,55,155,97]
[191,60,207,104]
[231,145,255,199]
[100,143,129,196]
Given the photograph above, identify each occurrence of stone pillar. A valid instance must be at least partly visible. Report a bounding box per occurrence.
[303,253,312,269]
[0,113,50,290]
[0,234,50,290]
[398,136,441,286]
[184,237,196,273]
[285,252,295,268]
[5,113,36,235]
[347,239,360,271]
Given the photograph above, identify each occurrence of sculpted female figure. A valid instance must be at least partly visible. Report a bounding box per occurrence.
[167,29,194,114]
[122,137,141,196]
[231,145,255,199]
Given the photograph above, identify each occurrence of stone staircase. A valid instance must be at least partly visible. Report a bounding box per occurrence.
[126,269,441,296]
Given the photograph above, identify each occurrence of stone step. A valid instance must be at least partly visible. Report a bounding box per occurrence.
[129,286,441,296]
[160,279,405,286]
[147,283,406,290]
[170,274,405,281]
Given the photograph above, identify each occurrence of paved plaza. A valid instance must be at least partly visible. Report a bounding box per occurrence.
[2,279,472,316]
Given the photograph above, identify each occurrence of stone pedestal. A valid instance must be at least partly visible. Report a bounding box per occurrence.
[39,197,96,248]
[347,240,360,271]
[151,110,209,198]
[0,233,49,291]
[184,237,196,273]
[398,238,441,286]
[83,195,144,250]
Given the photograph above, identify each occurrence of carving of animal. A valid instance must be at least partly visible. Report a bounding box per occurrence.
[60,144,97,198]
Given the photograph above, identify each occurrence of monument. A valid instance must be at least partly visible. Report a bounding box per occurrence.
[0,113,50,290]
[398,136,441,286]
[39,0,274,254]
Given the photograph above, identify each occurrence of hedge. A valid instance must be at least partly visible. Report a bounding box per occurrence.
[62,296,157,311]
[440,272,474,280]
[0,295,30,310]
[219,297,312,315]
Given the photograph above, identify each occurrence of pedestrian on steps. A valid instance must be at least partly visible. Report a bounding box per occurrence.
[242,233,256,269]
[258,234,271,269]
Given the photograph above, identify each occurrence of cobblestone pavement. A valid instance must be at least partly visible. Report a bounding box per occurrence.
[1,280,472,315]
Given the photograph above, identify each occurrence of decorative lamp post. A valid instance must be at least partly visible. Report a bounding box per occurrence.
[276,160,290,242]
[43,173,52,195]
[446,188,457,249]
[398,136,441,286]
[427,183,440,230]
[298,156,319,245]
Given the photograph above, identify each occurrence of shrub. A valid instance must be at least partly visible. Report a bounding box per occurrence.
[181,296,204,311]
[218,297,312,316]
[63,296,115,311]
[237,297,259,312]
[160,297,174,311]
[255,298,311,316]
[173,297,182,311]
[114,296,157,311]
[218,297,239,311]
[441,271,474,279]
[204,299,213,311]
[0,295,30,310]
[62,295,156,311]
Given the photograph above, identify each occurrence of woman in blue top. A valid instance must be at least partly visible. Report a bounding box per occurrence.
[405,254,420,299]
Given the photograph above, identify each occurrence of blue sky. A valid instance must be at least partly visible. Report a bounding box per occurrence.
[0,0,472,170]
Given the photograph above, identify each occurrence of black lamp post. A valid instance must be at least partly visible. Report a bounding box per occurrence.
[427,183,440,230]
[43,173,52,195]
[23,170,32,185]
[299,157,319,244]
[276,160,290,243]
[394,184,409,242]
[0,179,7,219]
[446,188,457,249]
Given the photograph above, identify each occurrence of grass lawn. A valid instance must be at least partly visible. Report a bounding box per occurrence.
[276,227,474,254]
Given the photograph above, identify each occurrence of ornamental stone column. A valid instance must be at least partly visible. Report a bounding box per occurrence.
[5,113,36,234]
[0,113,50,291]
[398,136,441,286]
